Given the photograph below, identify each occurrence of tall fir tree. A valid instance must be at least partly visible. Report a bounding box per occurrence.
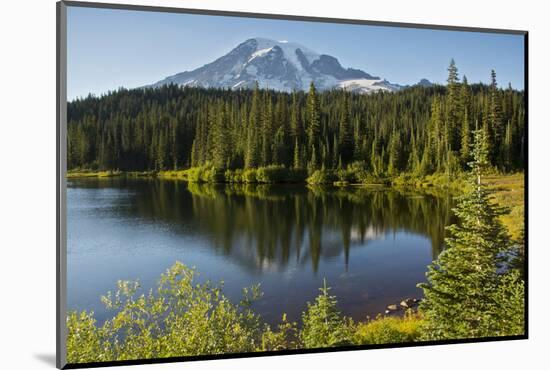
[489,69,504,165]
[460,107,470,166]
[245,83,261,168]
[212,102,229,168]
[338,93,353,165]
[418,129,523,340]
[261,92,274,166]
[306,82,321,171]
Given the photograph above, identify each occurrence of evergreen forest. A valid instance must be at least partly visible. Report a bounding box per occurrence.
[67,61,525,180]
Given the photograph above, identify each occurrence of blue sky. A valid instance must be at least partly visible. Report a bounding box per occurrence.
[67,6,525,100]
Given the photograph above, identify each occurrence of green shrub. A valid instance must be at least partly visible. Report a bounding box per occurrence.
[353,311,423,344]
[261,314,298,351]
[170,166,334,184]
[489,270,525,336]
[243,168,258,183]
[185,166,225,183]
[202,167,225,183]
[244,166,307,183]
[256,165,288,183]
[185,166,205,182]
[67,262,264,363]
[67,311,106,363]
[225,169,243,183]
[307,169,338,184]
[336,168,355,183]
[300,280,355,348]
[348,161,369,179]
[66,259,523,362]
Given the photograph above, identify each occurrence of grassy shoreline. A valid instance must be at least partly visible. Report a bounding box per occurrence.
[66,170,156,178]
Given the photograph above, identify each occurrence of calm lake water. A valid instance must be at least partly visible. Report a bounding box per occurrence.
[67,178,455,324]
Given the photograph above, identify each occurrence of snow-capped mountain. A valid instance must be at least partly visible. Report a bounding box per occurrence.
[151,38,429,94]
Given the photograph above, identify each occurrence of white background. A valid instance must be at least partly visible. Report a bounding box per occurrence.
[0,0,546,368]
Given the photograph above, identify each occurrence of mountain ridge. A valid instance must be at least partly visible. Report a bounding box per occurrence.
[151,37,432,94]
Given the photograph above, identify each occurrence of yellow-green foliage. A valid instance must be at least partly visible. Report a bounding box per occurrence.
[67,170,156,179]
[260,314,299,351]
[175,166,309,184]
[225,166,307,184]
[484,173,524,241]
[353,312,423,345]
[66,263,424,364]
[242,168,258,183]
[307,165,387,186]
[67,262,264,363]
[225,168,244,183]
[157,170,187,180]
[66,311,107,363]
[391,172,524,241]
[307,169,337,184]
[299,281,355,348]
[67,170,123,178]
[391,172,469,191]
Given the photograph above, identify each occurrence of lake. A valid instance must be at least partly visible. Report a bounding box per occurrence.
[67,178,455,324]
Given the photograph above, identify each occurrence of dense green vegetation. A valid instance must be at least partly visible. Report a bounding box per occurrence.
[67,130,524,363]
[68,61,525,181]
[66,60,525,362]
[67,261,422,364]
[418,130,524,339]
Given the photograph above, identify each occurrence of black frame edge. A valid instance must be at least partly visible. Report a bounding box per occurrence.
[62,335,528,369]
[523,32,529,339]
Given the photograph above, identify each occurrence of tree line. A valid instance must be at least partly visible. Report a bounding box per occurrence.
[67,60,525,177]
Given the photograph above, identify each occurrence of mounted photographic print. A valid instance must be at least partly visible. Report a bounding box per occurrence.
[56,1,528,368]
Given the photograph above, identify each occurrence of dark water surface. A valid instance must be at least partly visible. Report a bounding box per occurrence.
[67,178,455,324]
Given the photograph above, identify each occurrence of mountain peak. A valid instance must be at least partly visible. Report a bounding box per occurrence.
[416,78,433,87]
[151,38,402,94]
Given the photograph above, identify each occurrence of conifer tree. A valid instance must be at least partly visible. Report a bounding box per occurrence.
[489,70,504,164]
[290,92,301,141]
[156,130,166,170]
[212,102,229,168]
[306,82,320,167]
[459,76,470,115]
[300,280,353,347]
[428,97,445,172]
[418,129,522,340]
[387,131,400,176]
[170,117,178,170]
[447,59,459,91]
[460,107,470,166]
[293,138,302,169]
[308,144,318,174]
[338,93,353,164]
[352,117,362,161]
[190,139,198,167]
[459,76,471,166]
[261,93,273,166]
[502,121,513,170]
[370,138,379,176]
[409,131,421,174]
[446,59,460,150]
[245,83,261,168]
